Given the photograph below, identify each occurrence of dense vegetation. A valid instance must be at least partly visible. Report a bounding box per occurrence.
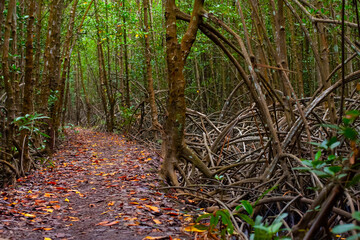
[1,0,360,238]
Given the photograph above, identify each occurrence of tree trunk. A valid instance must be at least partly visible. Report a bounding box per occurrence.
[123,0,130,107]
[21,0,36,173]
[143,0,161,130]
[78,52,91,127]
[161,0,211,185]
[2,0,17,164]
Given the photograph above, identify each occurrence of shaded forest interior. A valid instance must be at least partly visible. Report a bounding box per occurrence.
[1,0,360,239]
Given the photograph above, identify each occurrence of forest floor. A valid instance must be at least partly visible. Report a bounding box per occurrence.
[0,129,200,240]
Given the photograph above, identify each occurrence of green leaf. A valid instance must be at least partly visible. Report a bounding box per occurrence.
[269,222,283,234]
[320,140,329,150]
[320,124,341,131]
[341,127,358,140]
[255,185,278,205]
[328,166,342,174]
[315,151,322,161]
[274,213,288,223]
[329,141,341,150]
[323,167,337,176]
[240,200,253,215]
[346,233,360,240]
[210,214,219,226]
[196,213,211,222]
[332,223,359,233]
[193,224,209,230]
[348,174,360,186]
[238,213,254,226]
[312,160,326,169]
[344,110,360,124]
[352,211,360,221]
[311,170,330,178]
[327,154,337,162]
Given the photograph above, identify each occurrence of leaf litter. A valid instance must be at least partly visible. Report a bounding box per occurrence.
[0,129,200,240]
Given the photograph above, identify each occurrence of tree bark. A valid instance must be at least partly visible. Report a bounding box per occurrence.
[161,0,210,185]
[143,0,161,130]
[2,0,17,165]
[21,0,37,173]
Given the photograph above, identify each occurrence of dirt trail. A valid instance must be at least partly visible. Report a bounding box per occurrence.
[0,129,196,240]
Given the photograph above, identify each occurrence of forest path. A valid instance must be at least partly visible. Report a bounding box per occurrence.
[0,129,196,240]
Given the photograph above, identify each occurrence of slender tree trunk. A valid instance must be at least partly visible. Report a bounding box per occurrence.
[123,0,130,107]
[52,0,79,135]
[0,0,6,57]
[39,0,62,115]
[21,0,36,173]
[75,63,81,125]
[78,52,91,127]
[2,0,17,161]
[10,2,20,114]
[143,0,161,130]
[34,0,43,104]
[61,63,71,128]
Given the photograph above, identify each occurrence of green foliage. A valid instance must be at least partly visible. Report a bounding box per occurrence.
[13,113,50,138]
[48,90,59,108]
[294,110,360,180]
[332,211,360,240]
[64,123,79,134]
[118,105,135,128]
[236,198,290,240]
[193,209,234,239]
[193,185,289,239]
[294,111,360,238]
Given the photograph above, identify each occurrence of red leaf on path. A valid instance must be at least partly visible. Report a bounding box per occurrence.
[166,212,179,216]
[162,208,174,211]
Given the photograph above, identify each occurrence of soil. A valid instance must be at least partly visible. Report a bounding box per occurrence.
[0,129,199,240]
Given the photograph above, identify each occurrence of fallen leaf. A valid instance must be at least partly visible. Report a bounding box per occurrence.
[145,204,160,212]
[184,217,192,222]
[96,221,109,226]
[184,225,207,233]
[103,220,119,226]
[68,216,79,221]
[166,212,178,216]
[153,219,162,224]
[21,213,36,218]
[44,238,52,240]
[129,202,139,205]
[65,198,69,202]
[52,205,61,210]
[44,193,54,197]
[143,237,168,240]
[108,201,115,206]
